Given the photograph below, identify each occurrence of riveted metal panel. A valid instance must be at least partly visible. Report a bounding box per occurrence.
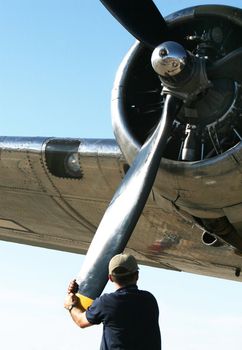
[0,137,242,281]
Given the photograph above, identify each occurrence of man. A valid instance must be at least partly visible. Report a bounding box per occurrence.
[64,253,161,349]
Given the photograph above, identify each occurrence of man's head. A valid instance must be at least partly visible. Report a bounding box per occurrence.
[108,253,139,286]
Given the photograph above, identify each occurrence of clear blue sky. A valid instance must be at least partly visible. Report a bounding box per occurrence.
[1,1,242,349]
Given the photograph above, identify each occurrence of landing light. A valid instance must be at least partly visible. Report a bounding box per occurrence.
[65,153,82,177]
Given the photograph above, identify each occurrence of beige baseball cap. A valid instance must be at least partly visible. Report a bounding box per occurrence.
[109,254,138,276]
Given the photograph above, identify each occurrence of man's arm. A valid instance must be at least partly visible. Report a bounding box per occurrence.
[64,280,93,329]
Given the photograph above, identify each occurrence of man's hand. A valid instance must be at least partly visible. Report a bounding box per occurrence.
[64,279,79,310]
[64,279,92,328]
[68,279,79,294]
[64,292,78,310]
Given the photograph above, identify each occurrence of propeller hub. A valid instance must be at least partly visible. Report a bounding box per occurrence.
[151,41,188,77]
[151,41,211,105]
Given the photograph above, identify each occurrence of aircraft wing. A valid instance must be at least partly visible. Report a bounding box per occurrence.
[1,136,241,282]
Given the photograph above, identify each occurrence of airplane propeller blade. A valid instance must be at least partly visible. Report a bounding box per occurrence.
[207,48,242,83]
[100,0,168,48]
[75,95,179,310]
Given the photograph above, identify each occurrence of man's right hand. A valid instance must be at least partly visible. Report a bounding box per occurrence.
[68,279,79,294]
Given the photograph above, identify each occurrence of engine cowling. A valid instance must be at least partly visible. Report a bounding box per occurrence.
[112,5,242,225]
[112,5,242,217]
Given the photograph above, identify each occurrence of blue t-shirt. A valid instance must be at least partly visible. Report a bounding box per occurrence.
[86,285,161,350]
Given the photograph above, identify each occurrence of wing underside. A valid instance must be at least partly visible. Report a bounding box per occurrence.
[0,136,241,282]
